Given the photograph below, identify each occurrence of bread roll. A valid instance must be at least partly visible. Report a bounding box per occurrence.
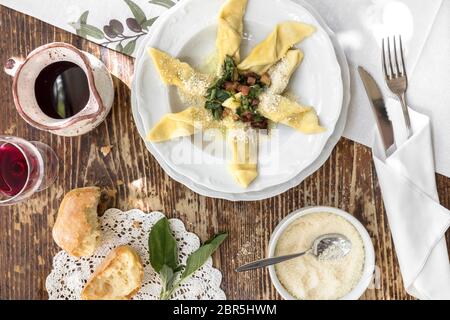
[52,187,101,257]
[81,246,144,300]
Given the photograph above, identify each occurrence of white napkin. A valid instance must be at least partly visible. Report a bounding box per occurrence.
[408,0,450,178]
[372,99,450,299]
[301,0,450,178]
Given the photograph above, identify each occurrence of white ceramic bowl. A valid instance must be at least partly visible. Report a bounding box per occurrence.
[268,206,375,300]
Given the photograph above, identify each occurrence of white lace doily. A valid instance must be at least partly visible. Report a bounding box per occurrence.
[45,208,226,300]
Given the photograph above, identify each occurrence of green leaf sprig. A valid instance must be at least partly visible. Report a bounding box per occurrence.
[204,56,237,120]
[149,217,228,300]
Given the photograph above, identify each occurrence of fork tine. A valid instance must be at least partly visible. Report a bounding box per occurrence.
[382,38,389,79]
[399,35,406,76]
[387,36,395,78]
[393,36,401,77]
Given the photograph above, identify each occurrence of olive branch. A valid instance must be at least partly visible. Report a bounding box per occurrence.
[69,0,176,55]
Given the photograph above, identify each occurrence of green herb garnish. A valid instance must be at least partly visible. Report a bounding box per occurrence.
[204,56,269,128]
[237,84,266,125]
[149,217,228,300]
[204,56,237,120]
[222,55,237,81]
[248,84,264,99]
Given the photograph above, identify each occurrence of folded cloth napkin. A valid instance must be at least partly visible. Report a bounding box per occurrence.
[372,99,450,299]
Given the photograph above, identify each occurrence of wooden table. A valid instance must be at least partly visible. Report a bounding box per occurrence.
[0,5,448,300]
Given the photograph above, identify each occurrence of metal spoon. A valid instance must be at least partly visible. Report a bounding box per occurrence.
[235,234,352,272]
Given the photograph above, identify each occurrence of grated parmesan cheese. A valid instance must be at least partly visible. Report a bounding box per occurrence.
[177,88,207,108]
[181,72,213,97]
[275,212,365,300]
[259,92,281,114]
[267,56,291,94]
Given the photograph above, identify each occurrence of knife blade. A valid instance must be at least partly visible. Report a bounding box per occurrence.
[358,66,396,156]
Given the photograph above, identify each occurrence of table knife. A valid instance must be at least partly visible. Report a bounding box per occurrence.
[358,66,397,157]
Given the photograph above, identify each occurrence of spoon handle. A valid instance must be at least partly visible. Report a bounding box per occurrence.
[235,251,309,272]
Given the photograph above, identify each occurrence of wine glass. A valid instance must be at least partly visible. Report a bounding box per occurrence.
[0,136,58,206]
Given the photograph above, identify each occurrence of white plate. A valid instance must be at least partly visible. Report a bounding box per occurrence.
[133,0,343,193]
[131,0,351,201]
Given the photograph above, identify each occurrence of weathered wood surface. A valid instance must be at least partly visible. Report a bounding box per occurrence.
[0,5,448,300]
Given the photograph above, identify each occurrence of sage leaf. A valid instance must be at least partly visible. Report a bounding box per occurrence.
[159,265,174,291]
[148,217,178,273]
[124,0,147,24]
[159,265,173,284]
[159,264,183,300]
[181,232,228,280]
[215,89,232,102]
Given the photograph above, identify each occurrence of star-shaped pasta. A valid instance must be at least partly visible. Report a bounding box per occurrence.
[147,0,324,188]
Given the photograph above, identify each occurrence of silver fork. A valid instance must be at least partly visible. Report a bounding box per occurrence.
[382,35,413,138]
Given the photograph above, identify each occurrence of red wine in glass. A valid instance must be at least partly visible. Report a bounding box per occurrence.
[0,136,58,205]
[0,143,29,196]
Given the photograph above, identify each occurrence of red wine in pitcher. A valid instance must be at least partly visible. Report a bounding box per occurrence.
[34,61,90,119]
[0,143,28,196]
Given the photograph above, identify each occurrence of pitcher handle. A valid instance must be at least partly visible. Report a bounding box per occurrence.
[4,57,25,77]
